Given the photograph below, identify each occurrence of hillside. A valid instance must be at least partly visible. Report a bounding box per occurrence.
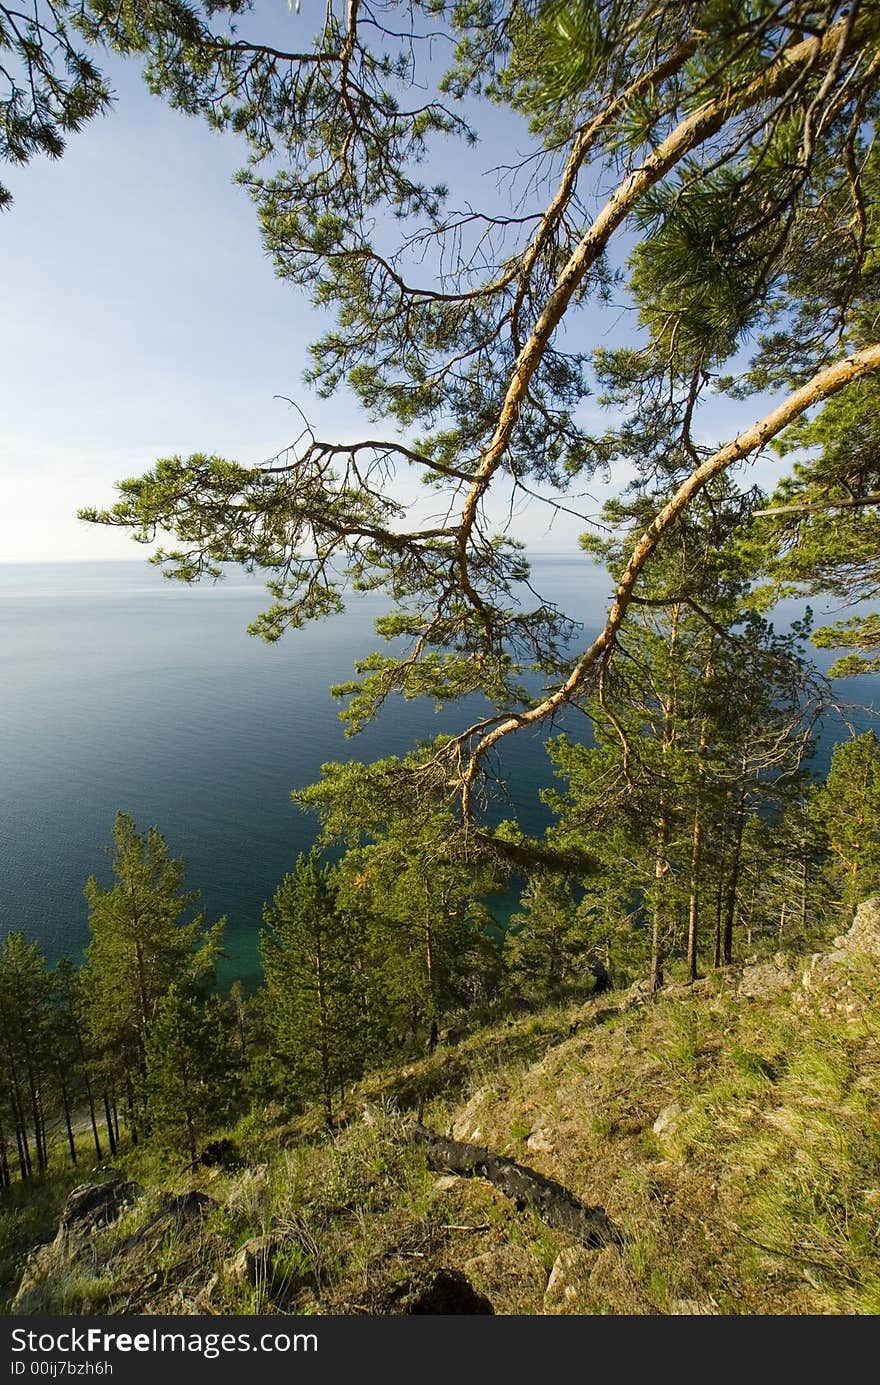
[3,902,880,1317]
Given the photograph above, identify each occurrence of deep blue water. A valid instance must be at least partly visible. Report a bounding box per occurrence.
[0,559,874,987]
[0,558,611,986]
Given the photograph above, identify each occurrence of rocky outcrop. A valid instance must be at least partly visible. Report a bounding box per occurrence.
[225,1234,287,1288]
[55,1180,141,1246]
[738,953,797,1000]
[11,1180,141,1312]
[797,897,880,1021]
[11,1183,213,1315]
[543,1246,598,1312]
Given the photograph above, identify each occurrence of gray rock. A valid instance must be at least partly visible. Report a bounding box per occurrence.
[543,1246,597,1312]
[451,1088,488,1143]
[796,897,880,1021]
[623,977,655,1009]
[226,1234,285,1288]
[739,953,795,999]
[840,897,880,956]
[526,1126,555,1154]
[57,1180,141,1246]
[652,1103,684,1138]
[11,1181,142,1312]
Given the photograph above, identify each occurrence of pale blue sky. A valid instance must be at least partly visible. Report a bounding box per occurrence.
[1,13,783,565]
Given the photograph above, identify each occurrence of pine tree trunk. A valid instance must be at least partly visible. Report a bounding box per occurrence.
[24,1056,47,1172]
[687,795,703,982]
[56,1059,77,1167]
[4,1049,32,1179]
[83,1073,103,1161]
[14,1120,30,1182]
[713,876,724,970]
[314,931,333,1129]
[650,815,669,993]
[103,1091,117,1156]
[124,1070,139,1145]
[423,889,439,1051]
[0,1017,32,1178]
[67,1002,103,1159]
[0,1111,11,1189]
[723,793,747,966]
[687,674,712,983]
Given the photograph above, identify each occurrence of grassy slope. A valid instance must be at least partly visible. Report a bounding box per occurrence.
[4,959,880,1315]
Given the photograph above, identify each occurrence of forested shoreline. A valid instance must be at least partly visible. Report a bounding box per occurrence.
[5,0,880,1311]
[3,703,878,1184]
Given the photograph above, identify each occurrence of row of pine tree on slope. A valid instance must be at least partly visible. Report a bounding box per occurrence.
[1,722,879,1184]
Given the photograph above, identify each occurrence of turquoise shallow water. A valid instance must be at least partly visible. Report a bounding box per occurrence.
[0,558,873,987]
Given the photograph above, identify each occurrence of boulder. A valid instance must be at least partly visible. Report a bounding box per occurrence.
[526,1126,555,1155]
[451,1088,489,1143]
[432,1174,460,1193]
[623,977,655,1009]
[57,1179,141,1246]
[12,1180,142,1312]
[652,1103,684,1138]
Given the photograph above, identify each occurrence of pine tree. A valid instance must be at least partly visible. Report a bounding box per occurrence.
[52,958,106,1162]
[261,853,362,1125]
[505,874,595,999]
[144,985,237,1161]
[83,812,224,1135]
[76,4,880,845]
[812,732,880,916]
[0,933,53,1178]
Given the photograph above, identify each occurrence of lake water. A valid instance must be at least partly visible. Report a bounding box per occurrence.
[0,558,873,986]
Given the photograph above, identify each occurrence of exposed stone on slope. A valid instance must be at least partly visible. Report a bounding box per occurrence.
[11,1184,213,1315]
[738,953,797,999]
[525,1126,555,1154]
[56,1180,141,1246]
[451,1087,489,1143]
[12,1180,141,1313]
[543,1246,598,1313]
[226,1234,286,1288]
[797,897,880,1021]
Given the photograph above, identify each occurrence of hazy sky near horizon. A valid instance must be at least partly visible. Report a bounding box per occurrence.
[2,28,362,564]
[1,8,783,566]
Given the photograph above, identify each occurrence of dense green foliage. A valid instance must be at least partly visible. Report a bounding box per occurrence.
[59,0,880,847]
